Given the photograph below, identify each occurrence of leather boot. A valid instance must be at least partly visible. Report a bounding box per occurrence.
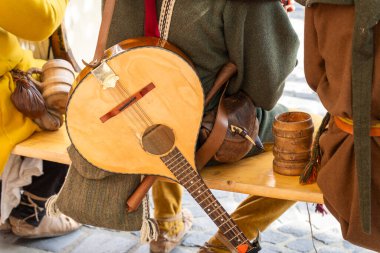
[150,209,193,253]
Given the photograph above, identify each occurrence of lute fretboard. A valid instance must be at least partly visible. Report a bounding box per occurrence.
[161,147,260,252]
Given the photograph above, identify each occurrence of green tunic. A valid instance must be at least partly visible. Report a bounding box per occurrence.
[107,0,299,112]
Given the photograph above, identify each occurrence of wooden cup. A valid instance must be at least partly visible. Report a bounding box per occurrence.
[41,59,75,114]
[272,111,314,176]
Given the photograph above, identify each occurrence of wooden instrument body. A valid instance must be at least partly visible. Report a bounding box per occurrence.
[66,37,204,181]
[66,37,259,253]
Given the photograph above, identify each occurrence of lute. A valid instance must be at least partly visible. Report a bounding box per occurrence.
[66,37,260,253]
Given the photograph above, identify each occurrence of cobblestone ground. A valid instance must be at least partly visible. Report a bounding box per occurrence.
[0,191,375,253]
[0,3,375,253]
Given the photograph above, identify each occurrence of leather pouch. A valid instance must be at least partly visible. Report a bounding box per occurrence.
[198,91,264,164]
[10,69,46,119]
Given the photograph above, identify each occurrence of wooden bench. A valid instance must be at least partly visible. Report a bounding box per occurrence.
[11,120,323,204]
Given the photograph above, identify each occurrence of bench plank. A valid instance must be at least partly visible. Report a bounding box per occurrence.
[201,149,323,204]
[12,128,71,165]
[12,123,323,204]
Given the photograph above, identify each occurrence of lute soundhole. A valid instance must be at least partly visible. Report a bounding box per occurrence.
[141,124,175,155]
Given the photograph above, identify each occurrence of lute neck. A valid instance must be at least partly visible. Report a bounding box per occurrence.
[160,147,260,252]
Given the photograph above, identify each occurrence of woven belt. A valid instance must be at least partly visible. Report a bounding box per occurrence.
[334,116,380,136]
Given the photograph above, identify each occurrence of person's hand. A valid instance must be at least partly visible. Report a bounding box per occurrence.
[281,0,295,13]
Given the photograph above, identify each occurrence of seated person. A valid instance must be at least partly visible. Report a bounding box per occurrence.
[94,0,299,252]
[0,0,79,238]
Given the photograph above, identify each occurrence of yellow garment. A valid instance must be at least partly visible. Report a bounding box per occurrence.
[152,180,184,236]
[153,181,295,252]
[0,0,68,173]
[0,0,68,42]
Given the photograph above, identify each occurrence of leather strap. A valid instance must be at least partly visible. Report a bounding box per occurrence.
[87,0,116,67]
[205,62,237,107]
[196,86,229,169]
[196,62,238,169]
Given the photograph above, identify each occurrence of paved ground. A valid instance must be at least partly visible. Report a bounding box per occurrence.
[0,190,375,253]
[0,3,374,253]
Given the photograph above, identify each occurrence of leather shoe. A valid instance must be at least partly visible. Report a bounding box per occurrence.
[9,213,80,238]
[150,209,193,253]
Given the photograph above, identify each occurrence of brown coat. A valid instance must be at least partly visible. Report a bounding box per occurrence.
[304,4,380,251]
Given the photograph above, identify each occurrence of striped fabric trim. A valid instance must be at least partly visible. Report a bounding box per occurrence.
[159,0,176,40]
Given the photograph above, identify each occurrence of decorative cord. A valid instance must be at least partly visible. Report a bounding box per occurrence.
[300,113,330,184]
[140,193,158,243]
